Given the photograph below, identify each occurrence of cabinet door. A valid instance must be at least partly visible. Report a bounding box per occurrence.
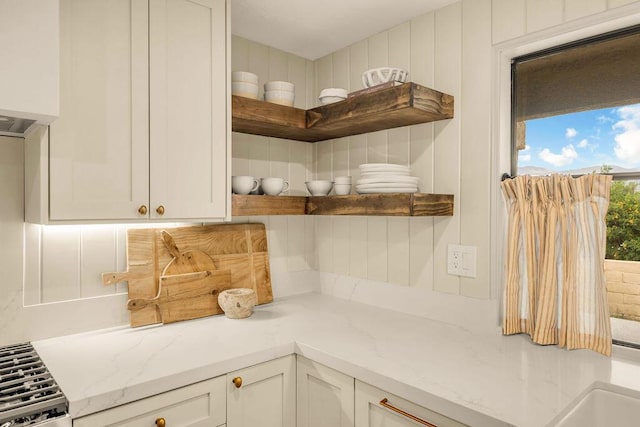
[355,380,467,427]
[73,376,226,427]
[297,356,355,427]
[149,0,229,220]
[227,355,296,427]
[50,0,150,221]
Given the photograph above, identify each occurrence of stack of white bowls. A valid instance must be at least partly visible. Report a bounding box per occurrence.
[356,163,419,194]
[264,81,295,106]
[319,88,347,105]
[231,71,259,99]
[333,176,352,195]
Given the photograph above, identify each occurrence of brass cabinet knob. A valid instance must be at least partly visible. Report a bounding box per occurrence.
[155,418,166,427]
[232,376,242,388]
[156,205,165,216]
[138,205,148,215]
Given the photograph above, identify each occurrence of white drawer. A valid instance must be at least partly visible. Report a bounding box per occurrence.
[73,376,225,427]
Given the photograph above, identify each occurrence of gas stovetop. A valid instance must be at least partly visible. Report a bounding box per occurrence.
[0,343,69,427]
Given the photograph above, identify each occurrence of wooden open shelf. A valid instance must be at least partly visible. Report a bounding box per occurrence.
[232,82,454,142]
[232,193,454,217]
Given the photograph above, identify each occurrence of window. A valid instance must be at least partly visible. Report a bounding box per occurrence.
[512,26,640,348]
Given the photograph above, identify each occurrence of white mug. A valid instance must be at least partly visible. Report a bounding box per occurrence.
[232,176,259,195]
[261,177,290,196]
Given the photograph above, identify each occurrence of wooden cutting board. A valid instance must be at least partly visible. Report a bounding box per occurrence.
[127,270,232,323]
[102,223,272,327]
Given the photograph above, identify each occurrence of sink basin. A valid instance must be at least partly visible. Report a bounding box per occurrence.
[553,386,640,426]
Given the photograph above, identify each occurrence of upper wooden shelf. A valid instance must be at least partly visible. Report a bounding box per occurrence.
[232,193,454,217]
[232,82,454,142]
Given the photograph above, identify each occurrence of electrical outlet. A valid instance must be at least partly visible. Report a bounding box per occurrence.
[447,244,477,278]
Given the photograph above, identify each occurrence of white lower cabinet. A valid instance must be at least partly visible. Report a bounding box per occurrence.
[355,380,467,427]
[297,355,355,427]
[73,376,226,427]
[226,355,296,427]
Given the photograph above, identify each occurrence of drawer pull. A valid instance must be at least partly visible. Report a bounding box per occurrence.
[155,418,166,427]
[138,205,148,215]
[379,398,438,427]
[232,376,243,388]
[156,205,165,215]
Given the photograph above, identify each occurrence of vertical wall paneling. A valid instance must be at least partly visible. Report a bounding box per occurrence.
[304,216,317,270]
[316,142,333,180]
[348,217,368,278]
[331,48,350,91]
[249,138,270,180]
[491,0,526,44]
[41,226,81,303]
[317,217,333,272]
[349,39,369,93]
[387,218,410,285]
[80,225,118,298]
[526,0,564,33]
[23,224,42,305]
[305,60,315,108]
[231,35,250,72]
[433,2,462,294]
[269,138,289,179]
[115,225,128,294]
[267,216,288,275]
[460,0,492,298]
[289,141,308,195]
[565,0,607,21]
[315,55,333,106]
[248,42,269,99]
[332,218,351,275]
[268,47,288,81]
[288,55,308,109]
[366,217,388,282]
[366,130,388,164]
[287,216,307,271]
[232,132,251,176]
[409,217,433,288]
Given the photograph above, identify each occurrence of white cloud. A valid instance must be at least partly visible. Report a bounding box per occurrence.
[539,144,578,167]
[565,128,578,139]
[613,104,640,166]
[577,139,589,148]
[519,153,531,162]
[522,144,530,152]
[597,115,614,124]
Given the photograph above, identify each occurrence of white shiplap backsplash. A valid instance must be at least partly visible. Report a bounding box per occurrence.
[3,0,640,344]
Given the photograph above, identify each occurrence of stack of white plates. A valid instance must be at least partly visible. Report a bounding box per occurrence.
[356,163,419,194]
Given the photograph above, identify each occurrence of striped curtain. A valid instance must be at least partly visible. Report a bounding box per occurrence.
[501,174,613,356]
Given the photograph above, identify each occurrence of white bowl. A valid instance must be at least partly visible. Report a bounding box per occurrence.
[305,180,333,196]
[232,71,259,85]
[232,82,259,99]
[362,67,409,88]
[264,90,295,106]
[319,88,348,98]
[333,183,352,195]
[264,81,295,92]
[333,176,352,184]
[319,95,346,105]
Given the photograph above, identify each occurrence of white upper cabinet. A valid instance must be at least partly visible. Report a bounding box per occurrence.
[32,0,229,222]
[0,0,59,124]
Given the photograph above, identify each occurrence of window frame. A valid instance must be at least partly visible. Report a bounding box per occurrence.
[491,7,640,352]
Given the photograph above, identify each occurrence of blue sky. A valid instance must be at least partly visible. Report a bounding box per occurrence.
[518,103,640,172]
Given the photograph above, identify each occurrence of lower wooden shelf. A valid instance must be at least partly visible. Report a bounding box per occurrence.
[232,193,454,217]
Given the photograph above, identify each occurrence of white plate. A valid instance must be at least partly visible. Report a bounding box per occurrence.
[359,163,410,172]
[357,176,419,185]
[360,170,411,177]
[356,182,417,189]
[356,187,418,194]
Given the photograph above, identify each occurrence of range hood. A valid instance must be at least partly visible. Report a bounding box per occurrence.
[0,115,38,138]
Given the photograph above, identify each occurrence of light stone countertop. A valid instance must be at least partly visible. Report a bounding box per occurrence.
[33,293,640,427]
